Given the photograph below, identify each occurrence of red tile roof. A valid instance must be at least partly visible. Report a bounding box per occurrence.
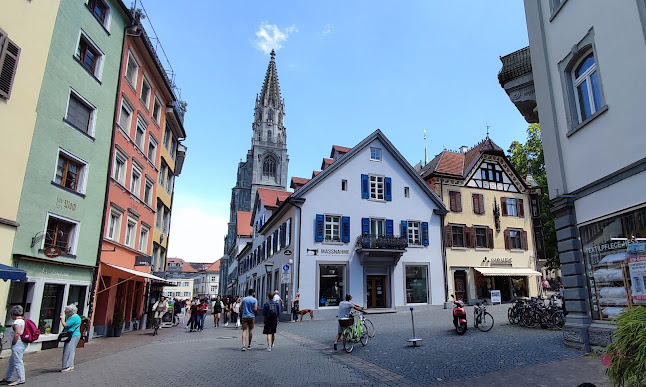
[312,171,321,178]
[237,211,252,236]
[291,177,310,186]
[257,187,291,209]
[435,152,465,176]
[333,145,351,153]
[323,158,334,165]
[205,259,220,273]
[167,258,198,272]
[421,137,505,179]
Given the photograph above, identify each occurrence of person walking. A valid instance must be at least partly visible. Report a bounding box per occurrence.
[212,296,222,327]
[291,293,300,323]
[188,298,198,332]
[59,304,82,372]
[272,290,283,324]
[263,293,281,351]
[2,305,27,385]
[222,297,231,327]
[240,289,258,351]
[333,294,365,351]
[198,299,208,331]
[232,297,242,328]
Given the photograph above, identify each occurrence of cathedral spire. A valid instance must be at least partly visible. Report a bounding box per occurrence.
[259,49,282,108]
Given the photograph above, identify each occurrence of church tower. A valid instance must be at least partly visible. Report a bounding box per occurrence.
[250,49,289,202]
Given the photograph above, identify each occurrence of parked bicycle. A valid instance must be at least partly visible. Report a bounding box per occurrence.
[340,311,368,353]
[473,300,494,332]
[508,295,565,330]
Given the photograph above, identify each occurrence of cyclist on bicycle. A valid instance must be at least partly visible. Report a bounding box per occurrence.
[333,294,365,351]
[152,296,169,330]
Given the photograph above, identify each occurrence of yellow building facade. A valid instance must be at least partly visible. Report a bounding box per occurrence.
[420,138,542,304]
[0,0,61,321]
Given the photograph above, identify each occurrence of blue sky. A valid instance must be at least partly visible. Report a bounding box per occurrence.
[139,1,531,262]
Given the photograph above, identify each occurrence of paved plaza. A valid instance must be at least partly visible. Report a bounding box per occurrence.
[0,305,610,386]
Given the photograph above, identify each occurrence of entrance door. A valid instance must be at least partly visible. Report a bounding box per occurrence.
[367,276,386,308]
[454,271,467,302]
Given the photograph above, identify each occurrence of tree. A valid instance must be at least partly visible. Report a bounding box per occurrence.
[507,124,559,270]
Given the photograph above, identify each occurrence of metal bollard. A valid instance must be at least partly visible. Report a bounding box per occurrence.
[407,306,422,347]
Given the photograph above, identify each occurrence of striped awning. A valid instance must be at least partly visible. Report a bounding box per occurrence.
[474,267,542,277]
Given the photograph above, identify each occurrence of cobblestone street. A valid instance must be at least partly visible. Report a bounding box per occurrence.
[0,305,610,386]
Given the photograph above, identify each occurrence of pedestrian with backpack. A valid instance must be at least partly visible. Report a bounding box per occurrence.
[2,305,27,385]
[263,292,281,352]
[59,304,82,372]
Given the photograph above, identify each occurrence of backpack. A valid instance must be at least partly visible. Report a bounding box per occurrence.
[267,301,279,318]
[21,319,41,343]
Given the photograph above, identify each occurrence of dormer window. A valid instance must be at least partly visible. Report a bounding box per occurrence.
[480,163,502,183]
[370,147,382,161]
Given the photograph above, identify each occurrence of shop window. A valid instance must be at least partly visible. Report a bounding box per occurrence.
[44,215,78,254]
[405,266,428,303]
[319,264,345,307]
[67,285,87,316]
[39,284,65,334]
[451,225,465,247]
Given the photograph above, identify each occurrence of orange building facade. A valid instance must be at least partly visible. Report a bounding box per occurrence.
[92,23,185,336]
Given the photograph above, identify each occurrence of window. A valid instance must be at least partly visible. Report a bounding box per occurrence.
[118,99,133,131]
[404,187,410,198]
[76,33,103,78]
[370,218,385,236]
[341,179,347,191]
[163,125,171,148]
[407,221,421,245]
[502,197,525,217]
[509,229,522,250]
[113,151,126,185]
[130,165,142,196]
[125,51,138,86]
[475,227,488,248]
[153,97,162,124]
[472,193,485,214]
[152,245,159,267]
[405,266,428,303]
[210,286,216,293]
[147,136,157,161]
[370,175,384,200]
[54,151,87,193]
[572,53,602,123]
[0,31,21,100]
[324,215,341,242]
[88,0,110,26]
[139,226,149,252]
[449,191,462,212]
[159,161,167,186]
[44,214,78,254]
[165,168,174,194]
[106,209,122,241]
[144,178,153,206]
[141,77,151,108]
[66,91,95,135]
[531,198,539,217]
[451,225,465,247]
[135,120,146,150]
[125,218,136,248]
[263,157,276,178]
[370,147,382,161]
[162,208,170,234]
[318,264,345,307]
[480,163,502,183]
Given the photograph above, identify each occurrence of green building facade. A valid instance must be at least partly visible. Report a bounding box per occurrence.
[10,0,131,351]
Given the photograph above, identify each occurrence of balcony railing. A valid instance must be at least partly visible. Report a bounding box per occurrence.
[355,234,408,251]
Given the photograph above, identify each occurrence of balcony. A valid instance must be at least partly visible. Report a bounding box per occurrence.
[498,46,538,124]
[355,235,407,266]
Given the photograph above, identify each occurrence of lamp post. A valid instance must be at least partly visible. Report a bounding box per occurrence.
[265,262,274,296]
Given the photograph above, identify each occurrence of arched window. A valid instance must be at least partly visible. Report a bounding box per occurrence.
[267,130,272,140]
[572,53,601,122]
[263,157,276,178]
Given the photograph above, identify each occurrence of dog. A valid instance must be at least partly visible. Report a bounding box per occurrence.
[298,309,314,321]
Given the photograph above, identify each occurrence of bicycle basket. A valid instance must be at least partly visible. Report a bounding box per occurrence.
[338,317,354,328]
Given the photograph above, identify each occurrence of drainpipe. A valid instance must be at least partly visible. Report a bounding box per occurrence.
[87,20,132,340]
[289,198,304,295]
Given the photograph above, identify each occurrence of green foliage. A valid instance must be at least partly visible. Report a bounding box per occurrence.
[112,309,125,328]
[507,124,559,270]
[605,306,646,386]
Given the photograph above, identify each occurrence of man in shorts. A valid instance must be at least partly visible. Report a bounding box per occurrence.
[240,289,258,351]
[333,294,365,351]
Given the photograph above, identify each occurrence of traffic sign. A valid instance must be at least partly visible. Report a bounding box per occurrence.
[282,264,290,272]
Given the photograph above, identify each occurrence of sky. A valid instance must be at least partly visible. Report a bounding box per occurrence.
[137,1,531,262]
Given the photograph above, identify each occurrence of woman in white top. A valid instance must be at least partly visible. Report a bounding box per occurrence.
[232,297,242,328]
[2,305,26,385]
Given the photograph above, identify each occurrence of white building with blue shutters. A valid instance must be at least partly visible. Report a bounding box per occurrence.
[235,130,448,318]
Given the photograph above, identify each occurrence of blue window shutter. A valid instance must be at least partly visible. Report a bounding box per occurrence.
[361,174,369,199]
[341,216,350,243]
[385,177,392,201]
[362,218,370,235]
[422,222,429,246]
[315,214,324,242]
[386,219,394,237]
[401,220,408,243]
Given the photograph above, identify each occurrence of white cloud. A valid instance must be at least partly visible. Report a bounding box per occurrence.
[322,24,335,35]
[166,196,229,263]
[254,22,298,55]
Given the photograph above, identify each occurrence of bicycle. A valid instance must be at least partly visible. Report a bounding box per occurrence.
[473,300,494,332]
[340,311,368,353]
[152,317,162,336]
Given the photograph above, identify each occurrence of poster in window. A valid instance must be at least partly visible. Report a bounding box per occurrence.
[628,256,646,303]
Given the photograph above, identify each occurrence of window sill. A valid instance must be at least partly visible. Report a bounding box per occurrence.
[73,55,102,84]
[407,244,424,248]
[322,241,344,245]
[367,198,387,203]
[451,246,467,250]
[475,247,491,251]
[63,118,95,141]
[125,78,137,94]
[549,0,568,22]
[51,181,87,198]
[566,105,609,137]
[133,143,146,159]
[369,159,382,162]
[38,249,76,259]
[140,99,150,113]
[509,249,526,253]
[118,126,132,142]
[85,4,111,35]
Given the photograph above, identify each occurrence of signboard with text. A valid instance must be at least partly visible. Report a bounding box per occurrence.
[490,290,502,304]
[135,256,152,266]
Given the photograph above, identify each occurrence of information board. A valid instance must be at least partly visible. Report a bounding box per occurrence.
[490,290,502,304]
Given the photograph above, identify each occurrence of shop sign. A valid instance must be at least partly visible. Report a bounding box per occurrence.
[44,247,62,258]
[585,240,629,255]
[41,267,70,278]
[284,249,292,256]
[490,290,501,304]
[310,248,350,256]
[491,257,512,264]
[135,256,152,266]
[55,197,77,211]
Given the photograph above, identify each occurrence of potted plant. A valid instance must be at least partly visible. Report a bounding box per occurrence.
[605,306,646,386]
[112,310,125,337]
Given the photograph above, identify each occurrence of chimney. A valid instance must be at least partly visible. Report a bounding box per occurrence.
[459,146,468,154]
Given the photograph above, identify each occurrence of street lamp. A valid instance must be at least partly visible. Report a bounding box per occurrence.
[265,262,274,295]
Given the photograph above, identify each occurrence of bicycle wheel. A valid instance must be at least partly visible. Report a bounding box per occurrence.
[551,311,565,329]
[476,312,494,332]
[360,330,368,346]
[508,308,517,325]
[342,328,354,353]
[364,319,375,338]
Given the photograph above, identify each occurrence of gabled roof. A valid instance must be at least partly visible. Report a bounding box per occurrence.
[420,137,506,179]
[292,130,447,213]
[290,177,310,187]
[236,211,252,236]
[205,259,220,273]
[167,258,198,272]
[312,171,321,178]
[330,145,351,158]
[257,187,291,210]
[321,158,334,170]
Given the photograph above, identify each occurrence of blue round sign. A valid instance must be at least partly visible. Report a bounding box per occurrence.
[283,264,290,271]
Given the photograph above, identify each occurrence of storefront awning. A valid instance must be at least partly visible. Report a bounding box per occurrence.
[0,264,27,282]
[103,263,173,284]
[474,267,542,277]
